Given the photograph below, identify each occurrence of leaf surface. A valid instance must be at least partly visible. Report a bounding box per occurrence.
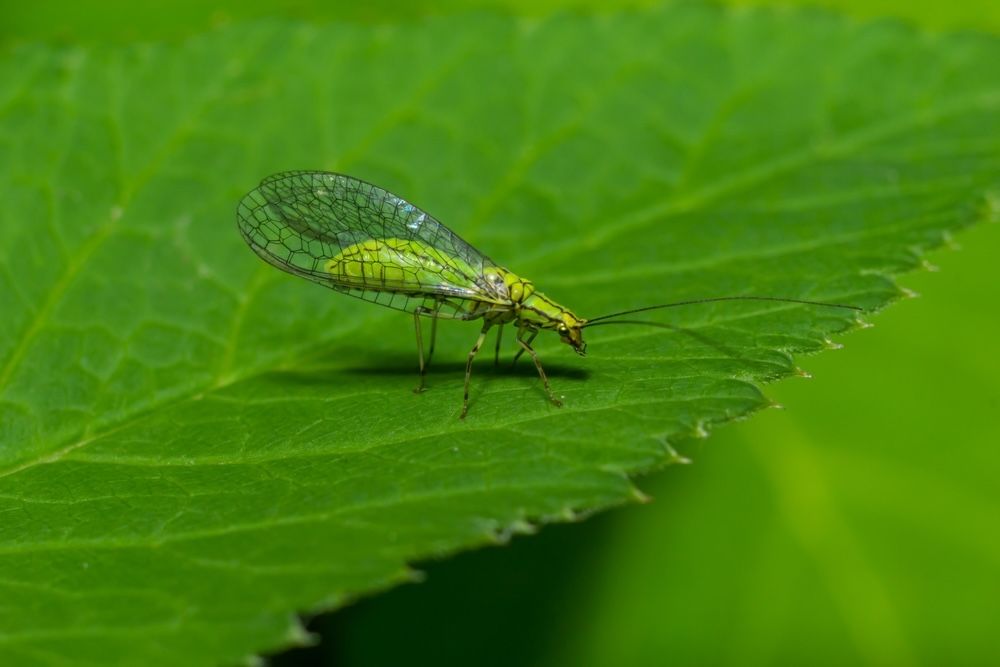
[0,6,997,665]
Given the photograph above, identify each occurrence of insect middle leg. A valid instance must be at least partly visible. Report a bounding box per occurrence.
[516,328,563,408]
[412,302,442,394]
[493,324,504,367]
[460,323,492,419]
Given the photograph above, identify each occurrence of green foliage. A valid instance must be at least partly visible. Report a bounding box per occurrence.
[0,4,996,665]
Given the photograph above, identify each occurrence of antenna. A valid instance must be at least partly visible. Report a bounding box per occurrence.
[583,296,862,328]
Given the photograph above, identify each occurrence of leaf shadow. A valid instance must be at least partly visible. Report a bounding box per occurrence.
[269,347,591,386]
[261,319,747,391]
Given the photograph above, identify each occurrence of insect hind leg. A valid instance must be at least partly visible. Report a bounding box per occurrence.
[461,324,491,419]
[412,301,443,394]
[427,308,439,365]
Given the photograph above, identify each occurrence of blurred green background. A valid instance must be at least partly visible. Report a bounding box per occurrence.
[6,2,995,666]
[1,0,997,43]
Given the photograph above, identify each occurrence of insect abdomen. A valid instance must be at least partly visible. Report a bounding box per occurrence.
[325,238,476,291]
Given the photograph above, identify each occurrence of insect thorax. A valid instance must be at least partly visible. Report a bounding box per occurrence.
[482,267,584,332]
[481,266,534,303]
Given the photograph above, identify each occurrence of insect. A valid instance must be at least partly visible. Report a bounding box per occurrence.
[237,171,861,418]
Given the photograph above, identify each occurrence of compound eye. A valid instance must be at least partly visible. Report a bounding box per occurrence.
[557,324,568,335]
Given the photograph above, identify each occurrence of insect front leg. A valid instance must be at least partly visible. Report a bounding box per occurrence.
[460,323,492,419]
[516,328,562,408]
[510,329,539,367]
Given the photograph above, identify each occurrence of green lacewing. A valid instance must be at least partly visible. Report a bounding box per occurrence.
[237,171,860,418]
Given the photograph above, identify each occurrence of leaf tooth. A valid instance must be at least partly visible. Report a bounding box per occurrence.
[403,567,427,584]
[483,517,537,545]
[981,192,1000,223]
[942,228,963,249]
[499,518,536,540]
[666,440,694,464]
[284,616,315,648]
[629,485,653,504]
[556,506,580,522]
[822,337,844,350]
[692,422,709,440]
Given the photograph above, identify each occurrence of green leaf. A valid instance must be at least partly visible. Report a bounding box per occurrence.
[0,5,996,665]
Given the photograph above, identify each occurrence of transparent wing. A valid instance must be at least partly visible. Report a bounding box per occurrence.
[236,171,500,317]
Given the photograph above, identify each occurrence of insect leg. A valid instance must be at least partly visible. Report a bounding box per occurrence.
[413,309,429,394]
[516,330,563,408]
[461,323,492,419]
[494,324,504,367]
[413,300,445,393]
[510,329,539,367]
[427,302,440,365]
